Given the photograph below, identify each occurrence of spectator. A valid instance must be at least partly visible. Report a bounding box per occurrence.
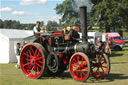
[104,41,111,56]
[15,43,21,69]
[95,37,104,51]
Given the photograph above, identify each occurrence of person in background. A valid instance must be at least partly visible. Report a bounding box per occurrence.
[95,37,104,51]
[15,43,21,69]
[33,21,43,43]
[104,41,111,56]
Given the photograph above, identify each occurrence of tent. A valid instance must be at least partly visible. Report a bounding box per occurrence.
[0,29,33,63]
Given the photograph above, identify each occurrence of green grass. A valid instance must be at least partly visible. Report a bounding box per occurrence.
[0,46,128,85]
[123,32,128,37]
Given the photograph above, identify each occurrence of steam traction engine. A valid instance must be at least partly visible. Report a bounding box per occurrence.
[20,7,110,82]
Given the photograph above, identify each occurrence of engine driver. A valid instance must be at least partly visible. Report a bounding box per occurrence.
[33,21,43,43]
[63,26,80,41]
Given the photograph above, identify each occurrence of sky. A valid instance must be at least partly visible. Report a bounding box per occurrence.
[0,0,64,24]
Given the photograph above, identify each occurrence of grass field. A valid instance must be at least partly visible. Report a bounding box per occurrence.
[123,32,128,37]
[0,46,128,85]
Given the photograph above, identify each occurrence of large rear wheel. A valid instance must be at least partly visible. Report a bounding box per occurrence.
[20,43,47,79]
[91,52,110,78]
[69,52,90,82]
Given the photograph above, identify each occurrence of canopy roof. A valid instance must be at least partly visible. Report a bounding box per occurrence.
[0,29,33,39]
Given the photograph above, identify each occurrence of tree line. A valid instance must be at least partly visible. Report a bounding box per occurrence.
[0,19,59,31]
[0,19,35,30]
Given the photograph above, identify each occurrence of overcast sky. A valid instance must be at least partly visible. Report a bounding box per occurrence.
[0,0,64,24]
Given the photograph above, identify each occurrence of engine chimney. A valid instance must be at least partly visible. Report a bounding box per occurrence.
[80,6,88,42]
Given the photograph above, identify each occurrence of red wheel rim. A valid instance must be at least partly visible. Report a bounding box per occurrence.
[70,54,89,81]
[20,44,44,79]
[91,53,108,78]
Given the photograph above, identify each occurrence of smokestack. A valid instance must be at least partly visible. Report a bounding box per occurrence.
[80,6,88,42]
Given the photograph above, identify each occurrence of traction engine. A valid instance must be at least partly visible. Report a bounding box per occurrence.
[20,7,110,82]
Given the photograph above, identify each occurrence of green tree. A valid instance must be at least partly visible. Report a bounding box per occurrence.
[20,24,26,29]
[120,0,128,29]
[89,0,128,32]
[3,20,9,28]
[7,20,13,29]
[0,19,38,30]
[11,20,21,29]
[55,0,93,29]
[40,21,44,27]
[90,0,103,5]
[0,19,3,28]
[46,21,59,31]
[55,0,80,26]
[24,24,35,30]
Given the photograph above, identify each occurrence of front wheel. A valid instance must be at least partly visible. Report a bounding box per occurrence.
[69,52,90,82]
[20,43,47,79]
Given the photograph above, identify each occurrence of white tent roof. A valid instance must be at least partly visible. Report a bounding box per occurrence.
[0,29,33,39]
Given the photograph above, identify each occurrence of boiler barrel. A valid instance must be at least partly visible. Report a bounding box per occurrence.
[54,42,90,54]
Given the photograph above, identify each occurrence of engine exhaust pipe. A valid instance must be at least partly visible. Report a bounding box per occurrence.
[80,6,88,42]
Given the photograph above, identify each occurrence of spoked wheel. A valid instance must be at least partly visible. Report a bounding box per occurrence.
[47,52,59,73]
[91,52,110,78]
[69,52,90,82]
[46,53,66,76]
[20,43,47,79]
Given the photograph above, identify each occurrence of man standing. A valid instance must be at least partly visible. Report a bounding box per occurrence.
[33,21,43,43]
[15,43,21,69]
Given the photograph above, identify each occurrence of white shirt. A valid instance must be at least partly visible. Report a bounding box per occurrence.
[33,26,40,33]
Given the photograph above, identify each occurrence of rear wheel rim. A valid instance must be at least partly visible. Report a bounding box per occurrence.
[70,53,90,81]
[20,44,45,79]
[91,53,109,78]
